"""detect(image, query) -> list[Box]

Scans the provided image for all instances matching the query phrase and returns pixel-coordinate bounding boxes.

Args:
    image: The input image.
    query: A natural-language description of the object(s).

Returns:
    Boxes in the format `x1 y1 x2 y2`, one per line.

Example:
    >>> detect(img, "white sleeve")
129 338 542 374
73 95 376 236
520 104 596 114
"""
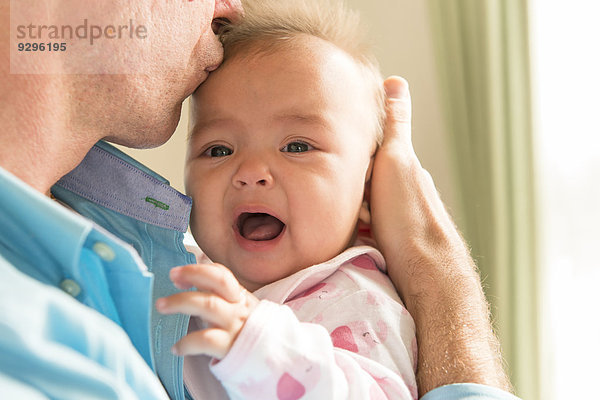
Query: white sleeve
209 294 417 400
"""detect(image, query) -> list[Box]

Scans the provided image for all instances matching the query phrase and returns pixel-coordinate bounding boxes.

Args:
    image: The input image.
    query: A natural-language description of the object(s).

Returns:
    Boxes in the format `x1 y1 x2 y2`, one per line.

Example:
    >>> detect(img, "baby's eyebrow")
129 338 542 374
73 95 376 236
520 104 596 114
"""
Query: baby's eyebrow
274 112 332 130
189 112 332 141
189 117 233 140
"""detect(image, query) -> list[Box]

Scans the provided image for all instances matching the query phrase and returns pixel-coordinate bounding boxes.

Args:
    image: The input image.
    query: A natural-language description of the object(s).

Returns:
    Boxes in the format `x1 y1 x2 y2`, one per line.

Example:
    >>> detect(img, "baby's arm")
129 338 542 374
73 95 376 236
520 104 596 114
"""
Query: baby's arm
155 263 259 360
214 298 415 399
158 263 416 399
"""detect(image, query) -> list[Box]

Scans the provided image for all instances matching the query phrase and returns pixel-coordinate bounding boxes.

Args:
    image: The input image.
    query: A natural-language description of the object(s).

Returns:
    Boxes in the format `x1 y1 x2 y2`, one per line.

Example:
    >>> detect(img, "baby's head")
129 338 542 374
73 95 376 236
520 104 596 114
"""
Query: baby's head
186 0 385 291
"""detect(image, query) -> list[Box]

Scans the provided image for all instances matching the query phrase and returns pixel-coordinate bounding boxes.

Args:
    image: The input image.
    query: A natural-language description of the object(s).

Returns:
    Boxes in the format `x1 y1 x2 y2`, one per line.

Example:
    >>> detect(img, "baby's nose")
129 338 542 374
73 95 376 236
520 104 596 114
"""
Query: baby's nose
232 159 274 189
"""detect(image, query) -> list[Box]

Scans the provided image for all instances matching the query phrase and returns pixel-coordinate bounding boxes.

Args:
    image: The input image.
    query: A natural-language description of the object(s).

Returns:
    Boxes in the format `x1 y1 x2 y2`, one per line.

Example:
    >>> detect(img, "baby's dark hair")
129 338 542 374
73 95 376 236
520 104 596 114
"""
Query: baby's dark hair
219 0 385 145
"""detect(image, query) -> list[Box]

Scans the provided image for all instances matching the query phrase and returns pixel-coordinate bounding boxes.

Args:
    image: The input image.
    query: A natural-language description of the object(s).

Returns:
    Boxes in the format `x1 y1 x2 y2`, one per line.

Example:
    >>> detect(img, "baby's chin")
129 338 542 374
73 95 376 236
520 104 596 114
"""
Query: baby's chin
226 257 307 292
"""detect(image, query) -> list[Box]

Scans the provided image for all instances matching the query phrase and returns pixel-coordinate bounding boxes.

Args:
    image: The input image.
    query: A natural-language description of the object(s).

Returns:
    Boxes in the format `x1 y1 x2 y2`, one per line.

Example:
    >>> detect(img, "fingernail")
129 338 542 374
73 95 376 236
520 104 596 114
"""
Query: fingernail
384 77 409 99
156 298 167 311
170 266 181 280
171 345 181 356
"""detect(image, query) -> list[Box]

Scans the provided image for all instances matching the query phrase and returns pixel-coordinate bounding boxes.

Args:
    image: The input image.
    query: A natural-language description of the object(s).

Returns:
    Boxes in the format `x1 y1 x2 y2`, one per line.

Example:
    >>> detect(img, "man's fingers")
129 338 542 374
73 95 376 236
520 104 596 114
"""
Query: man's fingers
156 291 234 328
170 263 241 303
172 328 232 359
382 76 413 150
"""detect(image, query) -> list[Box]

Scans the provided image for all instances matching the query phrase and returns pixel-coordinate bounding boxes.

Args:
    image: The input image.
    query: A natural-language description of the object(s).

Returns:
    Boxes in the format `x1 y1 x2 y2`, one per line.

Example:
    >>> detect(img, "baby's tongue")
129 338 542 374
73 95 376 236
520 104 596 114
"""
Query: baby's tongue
241 214 283 241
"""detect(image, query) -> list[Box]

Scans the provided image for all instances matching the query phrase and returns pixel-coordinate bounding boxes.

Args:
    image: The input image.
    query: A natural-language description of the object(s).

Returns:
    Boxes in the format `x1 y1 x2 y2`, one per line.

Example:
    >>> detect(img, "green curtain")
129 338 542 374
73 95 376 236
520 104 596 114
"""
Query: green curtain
427 1 539 399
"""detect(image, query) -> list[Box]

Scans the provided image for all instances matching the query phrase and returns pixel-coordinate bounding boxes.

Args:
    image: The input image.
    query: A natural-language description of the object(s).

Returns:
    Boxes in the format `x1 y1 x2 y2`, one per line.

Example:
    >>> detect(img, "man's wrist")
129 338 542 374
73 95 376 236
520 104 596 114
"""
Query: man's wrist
384 235 476 305
386 249 512 395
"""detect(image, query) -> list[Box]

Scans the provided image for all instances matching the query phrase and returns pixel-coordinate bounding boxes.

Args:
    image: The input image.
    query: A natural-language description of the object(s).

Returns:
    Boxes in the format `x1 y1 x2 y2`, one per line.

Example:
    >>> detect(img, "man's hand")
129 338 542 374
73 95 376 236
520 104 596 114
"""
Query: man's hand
156 263 259 360
370 77 467 300
369 76 512 395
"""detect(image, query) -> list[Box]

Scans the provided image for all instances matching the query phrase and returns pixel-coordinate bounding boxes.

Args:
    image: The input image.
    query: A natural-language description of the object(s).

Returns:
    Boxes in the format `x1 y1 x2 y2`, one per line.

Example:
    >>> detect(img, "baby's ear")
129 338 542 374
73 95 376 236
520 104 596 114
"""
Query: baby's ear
359 156 375 225
365 155 374 183
358 200 371 225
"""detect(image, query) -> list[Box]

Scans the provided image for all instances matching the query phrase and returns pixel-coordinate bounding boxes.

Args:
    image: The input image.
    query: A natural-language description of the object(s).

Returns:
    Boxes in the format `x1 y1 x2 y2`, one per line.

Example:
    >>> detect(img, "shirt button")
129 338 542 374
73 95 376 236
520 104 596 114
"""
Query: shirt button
92 242 116 262
60 279 81 297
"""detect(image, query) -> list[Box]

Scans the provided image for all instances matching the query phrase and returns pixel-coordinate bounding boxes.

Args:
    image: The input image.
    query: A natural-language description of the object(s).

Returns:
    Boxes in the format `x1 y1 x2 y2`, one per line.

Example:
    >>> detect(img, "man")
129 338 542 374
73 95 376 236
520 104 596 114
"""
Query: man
0 0 518 398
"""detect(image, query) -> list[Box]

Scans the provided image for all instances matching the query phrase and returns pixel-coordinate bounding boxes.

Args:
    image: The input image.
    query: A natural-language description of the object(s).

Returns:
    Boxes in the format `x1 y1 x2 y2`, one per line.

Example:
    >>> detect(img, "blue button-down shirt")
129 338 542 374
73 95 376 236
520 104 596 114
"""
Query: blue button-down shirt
0 141 194 399
0 141 521 400
0 163 167 398
51 141 196 400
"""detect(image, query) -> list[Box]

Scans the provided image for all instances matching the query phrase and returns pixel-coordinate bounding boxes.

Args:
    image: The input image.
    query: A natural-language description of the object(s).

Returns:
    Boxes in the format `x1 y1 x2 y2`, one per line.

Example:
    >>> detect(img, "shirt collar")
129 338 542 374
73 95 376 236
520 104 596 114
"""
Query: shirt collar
54 141 192 232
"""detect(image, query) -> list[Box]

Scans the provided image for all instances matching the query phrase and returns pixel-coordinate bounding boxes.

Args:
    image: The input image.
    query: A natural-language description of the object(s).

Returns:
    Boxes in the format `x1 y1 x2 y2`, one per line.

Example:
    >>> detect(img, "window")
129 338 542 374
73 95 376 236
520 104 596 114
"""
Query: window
530 1 600 398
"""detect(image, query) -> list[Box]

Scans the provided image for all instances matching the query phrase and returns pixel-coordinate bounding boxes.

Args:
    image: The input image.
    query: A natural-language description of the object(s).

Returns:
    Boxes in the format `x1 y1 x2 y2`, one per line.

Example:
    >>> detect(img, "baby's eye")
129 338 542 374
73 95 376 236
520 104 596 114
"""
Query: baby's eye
204 145 233 157
281 141 313 153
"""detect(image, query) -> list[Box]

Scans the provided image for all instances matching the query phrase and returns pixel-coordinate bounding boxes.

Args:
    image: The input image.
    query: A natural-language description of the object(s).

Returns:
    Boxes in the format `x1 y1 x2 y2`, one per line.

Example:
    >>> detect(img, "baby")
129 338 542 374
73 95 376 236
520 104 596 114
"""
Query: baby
157 0 417 398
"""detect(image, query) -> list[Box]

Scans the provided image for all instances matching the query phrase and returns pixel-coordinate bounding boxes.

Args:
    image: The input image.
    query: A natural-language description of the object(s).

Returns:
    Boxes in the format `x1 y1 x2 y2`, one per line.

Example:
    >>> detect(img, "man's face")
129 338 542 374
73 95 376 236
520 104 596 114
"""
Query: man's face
67 0 242 148
185 35 377 291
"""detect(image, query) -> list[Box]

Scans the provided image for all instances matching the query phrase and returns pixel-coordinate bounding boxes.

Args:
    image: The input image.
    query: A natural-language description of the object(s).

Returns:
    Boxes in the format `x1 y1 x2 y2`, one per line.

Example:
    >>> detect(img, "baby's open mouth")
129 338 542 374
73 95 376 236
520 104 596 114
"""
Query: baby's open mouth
237 212 285 241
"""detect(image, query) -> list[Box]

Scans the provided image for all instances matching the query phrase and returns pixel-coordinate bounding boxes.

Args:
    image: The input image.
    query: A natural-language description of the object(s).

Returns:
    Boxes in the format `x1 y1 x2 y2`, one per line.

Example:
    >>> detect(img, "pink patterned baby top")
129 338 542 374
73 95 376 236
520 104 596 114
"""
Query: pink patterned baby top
183 245 417 399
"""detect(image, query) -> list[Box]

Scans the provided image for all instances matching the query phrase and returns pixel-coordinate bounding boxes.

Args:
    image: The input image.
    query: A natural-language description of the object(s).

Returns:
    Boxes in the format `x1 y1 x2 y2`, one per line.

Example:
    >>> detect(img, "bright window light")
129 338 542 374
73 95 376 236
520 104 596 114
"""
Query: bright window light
529 1 600 399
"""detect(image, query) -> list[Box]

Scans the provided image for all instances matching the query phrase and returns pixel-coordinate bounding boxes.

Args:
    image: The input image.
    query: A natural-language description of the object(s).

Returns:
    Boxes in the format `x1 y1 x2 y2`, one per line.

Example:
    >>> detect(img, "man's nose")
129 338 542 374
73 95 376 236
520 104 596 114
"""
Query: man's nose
232 157 274 189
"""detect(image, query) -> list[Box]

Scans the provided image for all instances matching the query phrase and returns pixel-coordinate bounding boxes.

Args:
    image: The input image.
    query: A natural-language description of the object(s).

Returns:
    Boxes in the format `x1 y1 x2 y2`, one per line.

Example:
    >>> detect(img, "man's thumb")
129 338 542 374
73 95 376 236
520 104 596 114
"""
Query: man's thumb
382 76 412 147
384 75 410 100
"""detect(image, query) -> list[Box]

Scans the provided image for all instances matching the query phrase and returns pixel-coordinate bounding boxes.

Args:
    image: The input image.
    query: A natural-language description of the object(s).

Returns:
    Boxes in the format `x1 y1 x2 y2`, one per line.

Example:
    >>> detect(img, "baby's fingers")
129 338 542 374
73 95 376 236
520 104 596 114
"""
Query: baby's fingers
156 291 233 328
170 263 241 303
172 328 233 359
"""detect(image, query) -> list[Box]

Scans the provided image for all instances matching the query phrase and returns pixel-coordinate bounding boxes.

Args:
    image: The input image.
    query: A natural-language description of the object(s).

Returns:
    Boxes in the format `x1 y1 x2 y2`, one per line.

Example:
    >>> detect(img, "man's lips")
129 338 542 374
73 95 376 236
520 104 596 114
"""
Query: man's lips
205 63 220 72
188 70 212 97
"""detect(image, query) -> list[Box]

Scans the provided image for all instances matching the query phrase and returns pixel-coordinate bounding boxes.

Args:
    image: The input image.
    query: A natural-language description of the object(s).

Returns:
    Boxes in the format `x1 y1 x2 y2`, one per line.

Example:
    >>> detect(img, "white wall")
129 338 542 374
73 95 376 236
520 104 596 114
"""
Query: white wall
347 0 457 215
119 0 458 217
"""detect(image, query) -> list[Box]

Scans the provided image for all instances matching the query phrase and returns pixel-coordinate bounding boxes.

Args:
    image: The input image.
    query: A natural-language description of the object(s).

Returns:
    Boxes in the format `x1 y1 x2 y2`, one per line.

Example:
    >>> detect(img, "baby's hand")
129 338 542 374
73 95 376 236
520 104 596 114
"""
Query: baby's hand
156 263 259 359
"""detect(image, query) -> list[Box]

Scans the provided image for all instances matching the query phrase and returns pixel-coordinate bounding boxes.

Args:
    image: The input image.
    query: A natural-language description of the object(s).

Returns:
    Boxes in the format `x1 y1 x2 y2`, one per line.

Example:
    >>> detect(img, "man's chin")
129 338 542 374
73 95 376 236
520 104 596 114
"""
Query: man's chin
103 133 167 149
103 109 182 149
